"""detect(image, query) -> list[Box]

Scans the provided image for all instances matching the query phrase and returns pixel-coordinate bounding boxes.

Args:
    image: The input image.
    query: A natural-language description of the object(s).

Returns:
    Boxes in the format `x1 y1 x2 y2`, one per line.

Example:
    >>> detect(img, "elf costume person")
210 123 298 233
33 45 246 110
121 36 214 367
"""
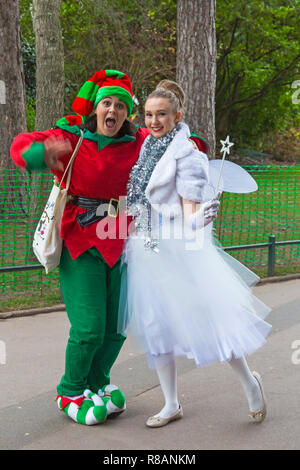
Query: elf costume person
10 69 210 426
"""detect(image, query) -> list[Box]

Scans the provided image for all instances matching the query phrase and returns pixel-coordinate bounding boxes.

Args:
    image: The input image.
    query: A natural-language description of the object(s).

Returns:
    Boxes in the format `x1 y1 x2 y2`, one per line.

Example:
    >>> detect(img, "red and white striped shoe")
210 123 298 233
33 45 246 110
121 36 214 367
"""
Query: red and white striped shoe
56 390 107 425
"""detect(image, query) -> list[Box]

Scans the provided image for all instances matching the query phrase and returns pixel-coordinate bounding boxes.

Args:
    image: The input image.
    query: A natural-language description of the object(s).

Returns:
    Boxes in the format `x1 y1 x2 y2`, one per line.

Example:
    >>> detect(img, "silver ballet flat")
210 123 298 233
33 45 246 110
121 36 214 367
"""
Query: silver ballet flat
146 405 183 428
249 371 267 423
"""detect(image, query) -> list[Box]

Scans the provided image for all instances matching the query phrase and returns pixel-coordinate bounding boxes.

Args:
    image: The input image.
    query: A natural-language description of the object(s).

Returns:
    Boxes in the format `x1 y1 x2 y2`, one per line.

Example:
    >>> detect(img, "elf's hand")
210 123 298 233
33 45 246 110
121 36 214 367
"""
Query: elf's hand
44 135 72 172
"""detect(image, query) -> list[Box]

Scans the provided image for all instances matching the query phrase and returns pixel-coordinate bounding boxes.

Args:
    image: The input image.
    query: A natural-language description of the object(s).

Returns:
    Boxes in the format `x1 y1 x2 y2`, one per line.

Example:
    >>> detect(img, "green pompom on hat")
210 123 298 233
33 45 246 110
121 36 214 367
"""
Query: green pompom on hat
72 69 134 117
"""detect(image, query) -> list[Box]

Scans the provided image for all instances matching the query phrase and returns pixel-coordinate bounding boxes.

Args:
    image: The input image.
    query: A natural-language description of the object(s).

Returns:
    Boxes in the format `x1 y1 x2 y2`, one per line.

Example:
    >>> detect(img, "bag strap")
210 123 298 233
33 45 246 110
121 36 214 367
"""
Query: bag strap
60 129 84 190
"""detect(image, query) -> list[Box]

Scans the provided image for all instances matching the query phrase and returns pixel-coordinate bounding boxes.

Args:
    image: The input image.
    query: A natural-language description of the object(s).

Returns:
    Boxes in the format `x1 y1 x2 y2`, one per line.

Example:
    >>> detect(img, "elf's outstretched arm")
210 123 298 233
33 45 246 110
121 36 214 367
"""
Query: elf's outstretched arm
10 127 74 174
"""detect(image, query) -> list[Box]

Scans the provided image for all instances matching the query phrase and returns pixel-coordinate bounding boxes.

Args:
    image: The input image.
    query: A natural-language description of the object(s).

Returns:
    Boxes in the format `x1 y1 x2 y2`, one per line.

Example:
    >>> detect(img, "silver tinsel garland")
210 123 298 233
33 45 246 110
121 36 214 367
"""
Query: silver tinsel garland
127 126 178 252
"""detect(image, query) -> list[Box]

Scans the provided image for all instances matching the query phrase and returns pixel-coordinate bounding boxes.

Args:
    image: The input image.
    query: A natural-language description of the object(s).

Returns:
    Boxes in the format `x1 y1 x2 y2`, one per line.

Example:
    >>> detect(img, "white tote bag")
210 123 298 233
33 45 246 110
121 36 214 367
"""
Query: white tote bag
32 130 83 274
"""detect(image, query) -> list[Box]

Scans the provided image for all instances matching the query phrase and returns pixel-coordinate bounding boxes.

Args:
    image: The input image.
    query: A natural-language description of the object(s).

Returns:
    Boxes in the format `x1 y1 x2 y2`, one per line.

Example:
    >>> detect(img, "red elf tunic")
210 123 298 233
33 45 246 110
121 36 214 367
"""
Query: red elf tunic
10 120 208 267
10 122 149 267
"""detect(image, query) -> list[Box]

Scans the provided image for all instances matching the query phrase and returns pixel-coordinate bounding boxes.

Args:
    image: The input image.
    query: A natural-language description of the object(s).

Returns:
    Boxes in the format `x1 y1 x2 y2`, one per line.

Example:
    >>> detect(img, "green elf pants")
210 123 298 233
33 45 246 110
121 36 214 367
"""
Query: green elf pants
57 246 126 396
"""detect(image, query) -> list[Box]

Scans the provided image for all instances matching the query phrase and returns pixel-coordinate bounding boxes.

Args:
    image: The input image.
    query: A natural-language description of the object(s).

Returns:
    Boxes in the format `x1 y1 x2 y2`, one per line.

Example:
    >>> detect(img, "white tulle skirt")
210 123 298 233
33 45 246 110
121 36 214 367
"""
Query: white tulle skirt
118 222 272 370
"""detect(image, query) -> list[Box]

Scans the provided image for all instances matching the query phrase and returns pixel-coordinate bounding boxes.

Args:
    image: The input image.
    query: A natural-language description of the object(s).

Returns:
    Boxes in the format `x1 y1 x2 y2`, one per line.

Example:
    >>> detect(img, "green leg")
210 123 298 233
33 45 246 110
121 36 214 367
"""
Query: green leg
87 253 126 393
57 247 109 396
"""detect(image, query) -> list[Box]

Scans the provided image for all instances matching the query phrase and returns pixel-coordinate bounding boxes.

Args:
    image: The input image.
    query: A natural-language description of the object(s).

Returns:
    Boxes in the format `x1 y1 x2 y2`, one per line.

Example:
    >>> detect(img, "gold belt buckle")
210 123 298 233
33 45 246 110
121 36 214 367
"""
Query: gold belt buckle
108 198 119 218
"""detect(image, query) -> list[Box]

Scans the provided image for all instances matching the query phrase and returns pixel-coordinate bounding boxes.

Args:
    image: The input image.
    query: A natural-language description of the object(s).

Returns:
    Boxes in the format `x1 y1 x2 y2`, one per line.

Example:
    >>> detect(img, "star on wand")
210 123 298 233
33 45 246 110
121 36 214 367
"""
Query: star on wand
214 135 234 197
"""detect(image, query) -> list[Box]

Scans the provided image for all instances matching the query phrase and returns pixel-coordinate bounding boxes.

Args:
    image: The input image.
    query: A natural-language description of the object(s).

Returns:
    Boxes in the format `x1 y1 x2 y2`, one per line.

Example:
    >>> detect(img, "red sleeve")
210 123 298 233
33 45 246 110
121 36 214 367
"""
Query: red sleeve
136 127 150 141
189 135 210 155
10 128 77 174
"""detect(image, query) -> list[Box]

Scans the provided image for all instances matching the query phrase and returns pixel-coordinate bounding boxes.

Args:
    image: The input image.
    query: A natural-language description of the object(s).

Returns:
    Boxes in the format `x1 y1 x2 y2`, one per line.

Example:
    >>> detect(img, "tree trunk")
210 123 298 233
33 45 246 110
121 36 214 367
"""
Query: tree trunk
29 0 65 227
0 0 28 223
0 0 27 168
32 0 64 131
176 0 216 158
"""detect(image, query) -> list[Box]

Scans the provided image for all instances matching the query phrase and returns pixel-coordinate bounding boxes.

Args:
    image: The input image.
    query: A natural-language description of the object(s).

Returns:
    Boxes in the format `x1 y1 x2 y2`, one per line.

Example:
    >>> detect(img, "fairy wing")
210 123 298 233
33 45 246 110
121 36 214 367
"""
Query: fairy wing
209 159 257 193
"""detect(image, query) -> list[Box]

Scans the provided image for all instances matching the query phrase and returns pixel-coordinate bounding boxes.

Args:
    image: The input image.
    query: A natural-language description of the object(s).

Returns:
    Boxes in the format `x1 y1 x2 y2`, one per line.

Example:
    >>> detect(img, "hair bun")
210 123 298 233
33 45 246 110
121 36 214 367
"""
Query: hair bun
156 80 185 109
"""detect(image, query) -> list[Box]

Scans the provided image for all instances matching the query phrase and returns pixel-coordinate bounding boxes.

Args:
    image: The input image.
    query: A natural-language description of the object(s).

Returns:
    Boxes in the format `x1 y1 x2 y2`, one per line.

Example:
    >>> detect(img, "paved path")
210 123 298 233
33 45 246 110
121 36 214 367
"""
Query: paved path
0 279 300 450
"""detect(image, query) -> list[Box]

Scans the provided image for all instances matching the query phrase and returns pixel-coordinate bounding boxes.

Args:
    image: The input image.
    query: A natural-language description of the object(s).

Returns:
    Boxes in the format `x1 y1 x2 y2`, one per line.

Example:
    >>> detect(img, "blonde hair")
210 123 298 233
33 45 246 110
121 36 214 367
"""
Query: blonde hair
146 79 185 114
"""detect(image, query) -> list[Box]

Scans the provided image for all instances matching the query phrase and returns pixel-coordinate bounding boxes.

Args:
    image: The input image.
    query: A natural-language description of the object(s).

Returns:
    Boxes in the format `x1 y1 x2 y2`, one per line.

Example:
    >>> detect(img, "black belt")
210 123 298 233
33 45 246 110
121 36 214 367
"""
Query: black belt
71 196 119 227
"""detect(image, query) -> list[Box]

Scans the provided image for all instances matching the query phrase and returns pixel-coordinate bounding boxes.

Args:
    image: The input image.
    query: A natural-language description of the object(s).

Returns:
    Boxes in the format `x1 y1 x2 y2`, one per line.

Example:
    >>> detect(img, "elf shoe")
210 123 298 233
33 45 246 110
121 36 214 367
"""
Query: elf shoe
98 384 126 418
56 389 107 425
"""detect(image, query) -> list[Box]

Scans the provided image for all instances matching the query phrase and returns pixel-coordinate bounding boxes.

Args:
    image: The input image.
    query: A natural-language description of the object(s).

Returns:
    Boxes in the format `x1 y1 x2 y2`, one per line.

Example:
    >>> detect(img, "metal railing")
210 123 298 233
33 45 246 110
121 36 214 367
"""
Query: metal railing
224 235 300 277
1 235 299 277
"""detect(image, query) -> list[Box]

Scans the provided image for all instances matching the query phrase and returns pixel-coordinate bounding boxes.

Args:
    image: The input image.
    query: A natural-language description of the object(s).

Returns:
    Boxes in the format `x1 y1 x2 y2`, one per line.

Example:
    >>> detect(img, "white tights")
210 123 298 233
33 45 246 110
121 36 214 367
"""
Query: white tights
153 353 179 418
153 353 263 417
229 356 263 412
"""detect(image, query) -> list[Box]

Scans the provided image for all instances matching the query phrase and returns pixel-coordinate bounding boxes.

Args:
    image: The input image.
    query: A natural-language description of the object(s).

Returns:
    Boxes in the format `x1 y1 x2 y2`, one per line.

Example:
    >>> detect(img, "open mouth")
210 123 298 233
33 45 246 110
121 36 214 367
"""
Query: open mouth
105 118 116 130
151 127 163 133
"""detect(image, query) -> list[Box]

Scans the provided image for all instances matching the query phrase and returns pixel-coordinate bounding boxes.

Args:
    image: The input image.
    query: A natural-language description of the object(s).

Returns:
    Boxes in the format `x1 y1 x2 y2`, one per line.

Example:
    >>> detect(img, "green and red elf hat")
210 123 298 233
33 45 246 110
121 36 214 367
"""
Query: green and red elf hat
72 69 134 117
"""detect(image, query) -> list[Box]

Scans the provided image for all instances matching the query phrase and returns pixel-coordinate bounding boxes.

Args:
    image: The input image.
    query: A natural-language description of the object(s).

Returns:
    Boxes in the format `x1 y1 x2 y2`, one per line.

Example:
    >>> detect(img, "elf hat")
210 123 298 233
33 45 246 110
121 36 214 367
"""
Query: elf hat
72 69 134 117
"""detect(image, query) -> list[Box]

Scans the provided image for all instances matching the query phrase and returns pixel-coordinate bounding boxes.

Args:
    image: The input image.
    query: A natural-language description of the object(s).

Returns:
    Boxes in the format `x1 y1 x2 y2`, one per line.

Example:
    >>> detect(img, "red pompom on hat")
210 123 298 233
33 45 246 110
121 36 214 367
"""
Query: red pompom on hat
72 69 134 117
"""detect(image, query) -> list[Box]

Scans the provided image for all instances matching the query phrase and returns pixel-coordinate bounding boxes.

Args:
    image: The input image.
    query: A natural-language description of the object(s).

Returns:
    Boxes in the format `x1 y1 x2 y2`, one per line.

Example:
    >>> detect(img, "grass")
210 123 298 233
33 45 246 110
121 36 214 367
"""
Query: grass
214 165 300 271
248 264 300 279
0 289 62 312
215 166 300 245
